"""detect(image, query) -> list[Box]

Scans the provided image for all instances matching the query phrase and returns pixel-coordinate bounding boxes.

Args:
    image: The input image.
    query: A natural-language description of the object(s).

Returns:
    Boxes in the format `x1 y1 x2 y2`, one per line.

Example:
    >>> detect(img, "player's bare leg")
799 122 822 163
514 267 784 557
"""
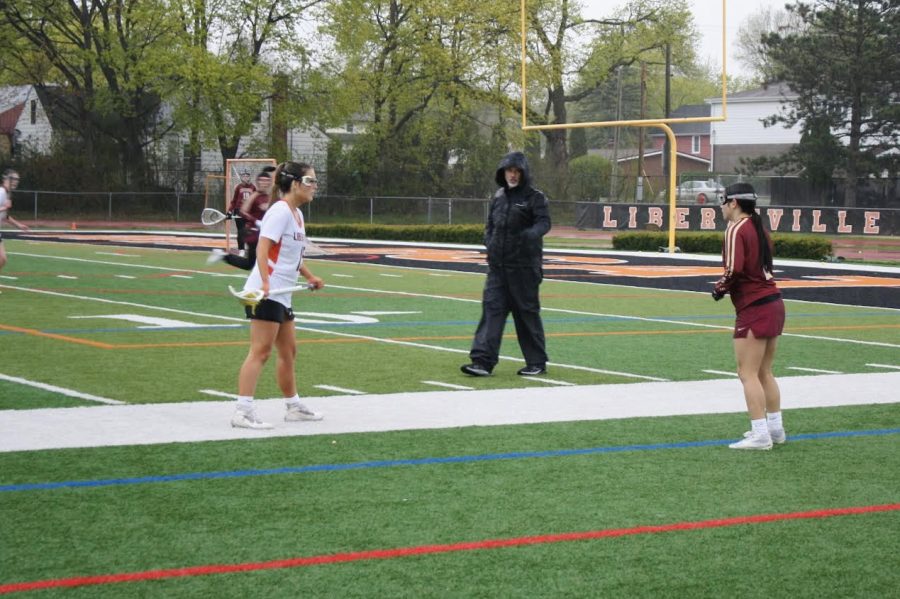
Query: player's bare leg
232 320 279 429
729 331 773 449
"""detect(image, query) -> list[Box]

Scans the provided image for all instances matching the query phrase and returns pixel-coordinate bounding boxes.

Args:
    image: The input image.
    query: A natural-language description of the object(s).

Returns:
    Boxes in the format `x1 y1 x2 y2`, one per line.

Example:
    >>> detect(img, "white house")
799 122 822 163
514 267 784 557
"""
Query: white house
707 82 803 173
0 85 55 156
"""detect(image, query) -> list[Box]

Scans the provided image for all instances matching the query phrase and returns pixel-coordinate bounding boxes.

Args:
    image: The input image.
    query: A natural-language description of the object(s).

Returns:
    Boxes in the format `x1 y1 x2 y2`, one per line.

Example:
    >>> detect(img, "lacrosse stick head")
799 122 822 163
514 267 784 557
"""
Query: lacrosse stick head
228 285 265 307
201 208 227 226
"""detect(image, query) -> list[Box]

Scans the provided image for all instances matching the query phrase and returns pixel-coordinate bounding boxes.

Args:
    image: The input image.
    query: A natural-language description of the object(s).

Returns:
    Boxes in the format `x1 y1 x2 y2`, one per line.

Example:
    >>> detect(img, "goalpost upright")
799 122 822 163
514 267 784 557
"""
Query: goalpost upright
518 0 730 252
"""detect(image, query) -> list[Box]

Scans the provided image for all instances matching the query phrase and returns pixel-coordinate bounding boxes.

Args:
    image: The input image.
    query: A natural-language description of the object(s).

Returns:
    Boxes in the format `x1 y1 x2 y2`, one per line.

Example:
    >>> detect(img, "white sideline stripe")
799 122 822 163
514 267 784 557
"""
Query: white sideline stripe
0 275 17 280
169 275 193 279
115 274 137 279
57 275 78 279
2 372 898 452
703 370 738 377
0 373 124 405
329 274 354 278
422 381 474 391
867 363 900 370
96 252 139 257
316 385 366 395
787 367 844 375
379 273 403 278
521 377 575 387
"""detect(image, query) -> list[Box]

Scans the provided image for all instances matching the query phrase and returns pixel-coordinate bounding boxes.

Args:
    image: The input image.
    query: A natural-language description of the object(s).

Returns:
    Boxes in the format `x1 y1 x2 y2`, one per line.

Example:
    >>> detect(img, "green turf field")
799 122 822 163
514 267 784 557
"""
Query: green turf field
0 239 898 596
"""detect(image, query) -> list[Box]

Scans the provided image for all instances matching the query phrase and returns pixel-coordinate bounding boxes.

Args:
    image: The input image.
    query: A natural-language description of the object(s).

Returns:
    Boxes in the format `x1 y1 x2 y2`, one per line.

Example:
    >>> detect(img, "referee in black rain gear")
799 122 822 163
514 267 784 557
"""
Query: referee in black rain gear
461 151 551 377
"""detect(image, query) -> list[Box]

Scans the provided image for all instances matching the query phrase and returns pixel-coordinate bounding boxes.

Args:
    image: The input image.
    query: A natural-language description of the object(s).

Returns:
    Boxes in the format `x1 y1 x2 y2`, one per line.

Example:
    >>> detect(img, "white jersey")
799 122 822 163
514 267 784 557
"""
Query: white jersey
0 187 9 226
243 200 307 308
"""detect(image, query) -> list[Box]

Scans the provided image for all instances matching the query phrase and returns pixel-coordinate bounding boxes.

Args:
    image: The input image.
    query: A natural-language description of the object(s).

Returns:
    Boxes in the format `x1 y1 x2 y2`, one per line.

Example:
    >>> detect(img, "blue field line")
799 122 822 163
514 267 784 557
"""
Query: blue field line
2 428 898 493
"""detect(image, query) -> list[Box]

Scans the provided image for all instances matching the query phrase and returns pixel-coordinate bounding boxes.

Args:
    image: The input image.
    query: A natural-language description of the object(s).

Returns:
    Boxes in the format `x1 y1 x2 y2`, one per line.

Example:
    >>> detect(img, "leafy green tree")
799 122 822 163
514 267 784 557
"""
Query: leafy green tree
168 0 325 172
761 0 900 205
521 0 695 197
319 0 519 196
567 153 611 201
1 0 181 187
734 5 804 84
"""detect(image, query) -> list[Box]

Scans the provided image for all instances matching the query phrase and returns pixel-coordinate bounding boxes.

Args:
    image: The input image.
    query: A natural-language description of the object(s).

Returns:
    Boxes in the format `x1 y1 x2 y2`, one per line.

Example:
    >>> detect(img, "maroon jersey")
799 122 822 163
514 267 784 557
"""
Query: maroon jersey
229 182 256 213
715 217 779 311
239 192 270 245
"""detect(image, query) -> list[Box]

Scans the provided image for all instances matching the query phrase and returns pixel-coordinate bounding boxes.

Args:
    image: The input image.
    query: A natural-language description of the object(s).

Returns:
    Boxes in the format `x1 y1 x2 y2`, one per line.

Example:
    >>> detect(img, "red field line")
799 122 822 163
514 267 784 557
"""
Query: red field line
1 503 897 595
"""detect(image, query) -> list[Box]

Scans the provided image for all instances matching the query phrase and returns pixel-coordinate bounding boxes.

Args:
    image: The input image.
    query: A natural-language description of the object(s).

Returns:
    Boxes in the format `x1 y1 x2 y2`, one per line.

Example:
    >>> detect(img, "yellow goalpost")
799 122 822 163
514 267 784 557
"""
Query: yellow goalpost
519 0 730 252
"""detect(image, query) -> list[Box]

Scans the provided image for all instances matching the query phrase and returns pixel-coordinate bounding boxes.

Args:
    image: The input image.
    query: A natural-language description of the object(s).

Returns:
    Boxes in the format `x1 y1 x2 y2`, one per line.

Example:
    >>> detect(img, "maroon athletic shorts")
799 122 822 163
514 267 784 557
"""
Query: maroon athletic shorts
734 295 784 339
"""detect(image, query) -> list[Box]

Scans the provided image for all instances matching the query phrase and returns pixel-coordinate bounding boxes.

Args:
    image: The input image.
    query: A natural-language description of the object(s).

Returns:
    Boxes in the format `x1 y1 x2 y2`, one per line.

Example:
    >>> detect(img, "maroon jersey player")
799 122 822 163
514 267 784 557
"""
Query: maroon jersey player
229 171 256 252
713 182 786 450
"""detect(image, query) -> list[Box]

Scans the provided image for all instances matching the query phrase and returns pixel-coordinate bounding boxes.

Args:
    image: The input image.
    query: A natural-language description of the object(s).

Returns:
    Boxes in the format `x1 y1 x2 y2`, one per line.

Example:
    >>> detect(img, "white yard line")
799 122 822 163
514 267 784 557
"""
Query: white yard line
702 369 738 377
199 389 239 399
422 381 474 391
867 363 900 370
0 373 124 405
787 366 844 374
315 385 366 395
521 377 576 386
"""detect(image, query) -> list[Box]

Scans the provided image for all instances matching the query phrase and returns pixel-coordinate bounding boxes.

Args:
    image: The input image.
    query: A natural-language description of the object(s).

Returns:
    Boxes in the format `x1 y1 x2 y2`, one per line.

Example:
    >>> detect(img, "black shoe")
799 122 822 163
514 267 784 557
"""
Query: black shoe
517 365 546 376
461 363 492 376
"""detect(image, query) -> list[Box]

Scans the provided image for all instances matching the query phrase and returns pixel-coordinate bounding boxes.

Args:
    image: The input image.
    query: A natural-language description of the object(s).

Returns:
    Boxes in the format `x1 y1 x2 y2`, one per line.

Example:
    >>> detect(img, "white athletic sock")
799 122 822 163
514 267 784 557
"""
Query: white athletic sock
236 396 254 412
285 394 301 408
767 411 783 431
751 418 769 437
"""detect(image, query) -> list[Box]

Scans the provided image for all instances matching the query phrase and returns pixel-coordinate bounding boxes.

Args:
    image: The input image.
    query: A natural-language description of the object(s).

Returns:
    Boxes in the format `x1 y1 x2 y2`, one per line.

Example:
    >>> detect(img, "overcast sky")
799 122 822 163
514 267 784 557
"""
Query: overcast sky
579 0 787 76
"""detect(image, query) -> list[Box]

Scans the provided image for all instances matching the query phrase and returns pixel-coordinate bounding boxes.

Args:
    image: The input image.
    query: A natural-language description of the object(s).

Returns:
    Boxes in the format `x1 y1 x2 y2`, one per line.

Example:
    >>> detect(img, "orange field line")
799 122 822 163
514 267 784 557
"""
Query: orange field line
3 323 897 351
0 324 115 349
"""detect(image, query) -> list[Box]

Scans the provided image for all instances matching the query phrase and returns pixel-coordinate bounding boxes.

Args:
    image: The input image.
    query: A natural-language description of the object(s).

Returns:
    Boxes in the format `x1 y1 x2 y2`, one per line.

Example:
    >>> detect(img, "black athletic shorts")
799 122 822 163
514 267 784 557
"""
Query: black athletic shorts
245 299 294 323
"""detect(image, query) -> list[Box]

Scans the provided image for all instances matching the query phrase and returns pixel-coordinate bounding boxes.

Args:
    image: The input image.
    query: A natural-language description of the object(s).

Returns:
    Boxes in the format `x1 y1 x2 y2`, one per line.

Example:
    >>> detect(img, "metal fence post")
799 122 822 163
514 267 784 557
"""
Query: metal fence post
33 191 38 220
108 192 113 221
448 198 452 225
175 192 181 222
369 197 374 224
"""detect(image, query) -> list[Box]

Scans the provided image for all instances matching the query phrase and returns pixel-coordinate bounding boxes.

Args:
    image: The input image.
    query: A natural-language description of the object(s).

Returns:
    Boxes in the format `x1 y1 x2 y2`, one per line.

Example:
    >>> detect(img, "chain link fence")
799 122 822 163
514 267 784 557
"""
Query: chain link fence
10 175 898 228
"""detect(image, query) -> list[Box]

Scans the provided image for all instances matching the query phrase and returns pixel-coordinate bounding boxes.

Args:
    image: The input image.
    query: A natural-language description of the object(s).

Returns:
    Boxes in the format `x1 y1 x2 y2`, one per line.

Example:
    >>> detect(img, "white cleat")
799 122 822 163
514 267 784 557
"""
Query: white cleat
285 404 324 422
729 432 773 450
206 248 227 265
231 410 273 430
744 428 786 445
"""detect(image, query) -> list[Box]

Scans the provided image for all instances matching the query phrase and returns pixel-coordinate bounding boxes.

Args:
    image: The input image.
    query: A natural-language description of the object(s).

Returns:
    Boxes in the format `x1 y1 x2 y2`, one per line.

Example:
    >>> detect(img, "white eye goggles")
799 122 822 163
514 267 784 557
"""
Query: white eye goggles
721 193 757 204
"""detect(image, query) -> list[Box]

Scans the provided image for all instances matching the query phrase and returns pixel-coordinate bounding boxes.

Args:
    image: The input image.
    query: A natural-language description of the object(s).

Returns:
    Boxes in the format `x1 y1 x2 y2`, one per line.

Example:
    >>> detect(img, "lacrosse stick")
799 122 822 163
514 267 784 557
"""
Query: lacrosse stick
200 207 233 226
228 282 316 307
303 238 331 256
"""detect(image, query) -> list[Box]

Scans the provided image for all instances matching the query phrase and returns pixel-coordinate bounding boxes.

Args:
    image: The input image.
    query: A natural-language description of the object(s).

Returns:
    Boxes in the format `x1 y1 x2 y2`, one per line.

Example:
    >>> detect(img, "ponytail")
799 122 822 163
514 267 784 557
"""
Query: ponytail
270 163 286 201
749 210 774 274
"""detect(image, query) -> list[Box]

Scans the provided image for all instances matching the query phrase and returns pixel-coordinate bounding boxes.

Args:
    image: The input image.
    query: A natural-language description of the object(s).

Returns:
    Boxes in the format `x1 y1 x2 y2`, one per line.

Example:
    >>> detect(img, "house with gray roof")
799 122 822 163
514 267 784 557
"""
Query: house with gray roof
707 82 802 173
